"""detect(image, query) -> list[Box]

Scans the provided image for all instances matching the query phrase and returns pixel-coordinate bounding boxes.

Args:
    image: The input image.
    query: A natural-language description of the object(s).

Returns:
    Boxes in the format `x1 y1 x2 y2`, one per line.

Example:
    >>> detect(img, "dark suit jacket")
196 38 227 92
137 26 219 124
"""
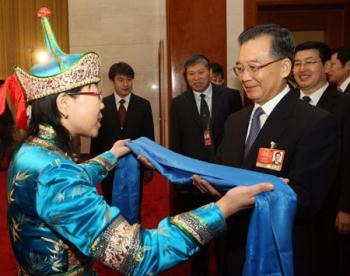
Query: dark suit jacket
171 85 242 162
297 85 350 214
91 93 154 156
217 90 338 275
90 92 154 204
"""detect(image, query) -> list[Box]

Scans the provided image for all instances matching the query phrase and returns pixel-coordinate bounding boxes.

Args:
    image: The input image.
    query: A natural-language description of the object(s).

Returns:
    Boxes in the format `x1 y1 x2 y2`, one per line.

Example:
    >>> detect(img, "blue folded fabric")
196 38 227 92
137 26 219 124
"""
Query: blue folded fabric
112 137 297 276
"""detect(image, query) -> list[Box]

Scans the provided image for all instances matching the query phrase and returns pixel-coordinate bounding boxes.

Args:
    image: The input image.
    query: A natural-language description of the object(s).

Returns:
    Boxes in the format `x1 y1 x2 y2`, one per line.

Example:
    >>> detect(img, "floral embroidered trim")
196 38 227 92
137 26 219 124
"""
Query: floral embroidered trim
87 155 117 171
27 137 72 160
37 124 56 140
170 211 216 246
91 216 141 274
15 52 101 101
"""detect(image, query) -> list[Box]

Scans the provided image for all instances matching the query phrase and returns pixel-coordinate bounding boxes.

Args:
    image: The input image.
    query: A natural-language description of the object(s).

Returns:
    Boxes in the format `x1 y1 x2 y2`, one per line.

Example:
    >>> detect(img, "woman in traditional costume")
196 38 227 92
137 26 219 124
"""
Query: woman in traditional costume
6 8 273 275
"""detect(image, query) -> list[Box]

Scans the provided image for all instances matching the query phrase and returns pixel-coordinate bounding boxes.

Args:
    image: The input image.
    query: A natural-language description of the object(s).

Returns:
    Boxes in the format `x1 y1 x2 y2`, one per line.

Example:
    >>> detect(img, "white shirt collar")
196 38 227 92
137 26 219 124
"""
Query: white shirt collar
253 85 290 116
339 76 350 92
299 82 329 106
193 83 213 99
114 92 131 105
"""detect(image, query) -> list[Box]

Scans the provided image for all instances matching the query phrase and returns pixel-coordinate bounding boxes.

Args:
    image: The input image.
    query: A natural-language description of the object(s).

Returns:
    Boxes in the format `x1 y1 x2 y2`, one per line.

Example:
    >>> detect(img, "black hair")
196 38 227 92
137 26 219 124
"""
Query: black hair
9 85 84 160
238 24 295 61
108 62 135 80
294 41 331 64
209 62 224 78
331 47 350 66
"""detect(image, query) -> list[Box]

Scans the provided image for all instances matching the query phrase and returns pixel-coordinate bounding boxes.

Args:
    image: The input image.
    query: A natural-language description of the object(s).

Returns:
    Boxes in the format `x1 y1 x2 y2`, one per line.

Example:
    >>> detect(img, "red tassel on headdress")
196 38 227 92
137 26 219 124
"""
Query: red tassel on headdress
0 74 28 130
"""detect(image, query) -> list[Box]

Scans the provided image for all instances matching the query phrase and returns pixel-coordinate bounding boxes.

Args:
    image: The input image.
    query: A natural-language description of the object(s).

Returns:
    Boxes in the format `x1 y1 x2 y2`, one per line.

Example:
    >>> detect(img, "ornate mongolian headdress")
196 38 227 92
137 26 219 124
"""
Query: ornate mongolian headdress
14 7 101 102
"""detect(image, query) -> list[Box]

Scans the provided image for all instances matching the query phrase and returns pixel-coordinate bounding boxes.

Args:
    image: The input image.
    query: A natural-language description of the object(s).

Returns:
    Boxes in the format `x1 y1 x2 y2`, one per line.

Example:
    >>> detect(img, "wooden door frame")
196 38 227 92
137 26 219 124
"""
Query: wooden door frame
244 0 350 47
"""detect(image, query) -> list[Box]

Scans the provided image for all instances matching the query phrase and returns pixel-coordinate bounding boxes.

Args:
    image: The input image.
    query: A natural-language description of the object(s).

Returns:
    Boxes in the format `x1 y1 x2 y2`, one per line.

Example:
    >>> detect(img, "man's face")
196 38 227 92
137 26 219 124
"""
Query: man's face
275 152 281 162
210 70 225 86
293 49 328 94
186 62 211 92
328 53 349 85
112 74 133 97
236 35 290 105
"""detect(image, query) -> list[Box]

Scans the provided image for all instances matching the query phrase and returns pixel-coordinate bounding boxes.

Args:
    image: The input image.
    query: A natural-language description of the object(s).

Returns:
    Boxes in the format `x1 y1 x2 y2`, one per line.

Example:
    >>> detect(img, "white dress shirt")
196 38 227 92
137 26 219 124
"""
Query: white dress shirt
245 85 290 142
299 82 329 106
193 84 213 115
339 76 350 93
114 92 131 111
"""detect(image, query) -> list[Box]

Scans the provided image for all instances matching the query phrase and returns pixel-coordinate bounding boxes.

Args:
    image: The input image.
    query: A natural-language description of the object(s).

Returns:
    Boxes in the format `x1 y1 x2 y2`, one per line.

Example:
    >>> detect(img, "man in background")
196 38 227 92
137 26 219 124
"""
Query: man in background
209 62 225 86
91 62 154 204
328 47 350 94
293 41 350 275
171 54 242 275
195 25 338 275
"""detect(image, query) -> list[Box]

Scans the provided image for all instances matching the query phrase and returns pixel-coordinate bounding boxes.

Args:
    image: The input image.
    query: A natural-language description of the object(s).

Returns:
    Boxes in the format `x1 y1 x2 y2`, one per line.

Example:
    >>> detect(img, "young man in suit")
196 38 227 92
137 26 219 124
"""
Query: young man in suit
328 47 350 94
293 41 350 276
90 62 154 204
171 54 242 275
194 25 338 276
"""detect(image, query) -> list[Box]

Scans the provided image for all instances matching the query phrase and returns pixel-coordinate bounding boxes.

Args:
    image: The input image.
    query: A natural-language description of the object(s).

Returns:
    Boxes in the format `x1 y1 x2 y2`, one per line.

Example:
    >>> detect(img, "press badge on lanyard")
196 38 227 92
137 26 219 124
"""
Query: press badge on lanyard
203 129 212 146
256 141 285 171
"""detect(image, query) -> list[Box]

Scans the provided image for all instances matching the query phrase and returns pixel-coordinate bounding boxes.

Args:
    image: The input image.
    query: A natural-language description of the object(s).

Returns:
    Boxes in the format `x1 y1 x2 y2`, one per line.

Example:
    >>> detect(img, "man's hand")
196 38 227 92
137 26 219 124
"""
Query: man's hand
216 183 274 219
192 175 222 197
336 211 350 234
137 155 155 170
109 139 131 158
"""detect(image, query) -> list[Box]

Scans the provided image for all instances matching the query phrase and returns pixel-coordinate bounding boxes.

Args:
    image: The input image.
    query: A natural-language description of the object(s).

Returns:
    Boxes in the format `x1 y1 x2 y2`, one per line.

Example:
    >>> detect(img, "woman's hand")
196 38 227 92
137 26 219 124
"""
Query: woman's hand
215 183 274 219
109 139 131 158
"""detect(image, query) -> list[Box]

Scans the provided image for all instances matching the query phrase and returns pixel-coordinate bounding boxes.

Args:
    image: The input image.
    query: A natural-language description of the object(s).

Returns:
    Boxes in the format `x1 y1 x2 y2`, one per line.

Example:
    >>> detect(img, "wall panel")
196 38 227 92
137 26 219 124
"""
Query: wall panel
0 0 68 79
166 0 227 98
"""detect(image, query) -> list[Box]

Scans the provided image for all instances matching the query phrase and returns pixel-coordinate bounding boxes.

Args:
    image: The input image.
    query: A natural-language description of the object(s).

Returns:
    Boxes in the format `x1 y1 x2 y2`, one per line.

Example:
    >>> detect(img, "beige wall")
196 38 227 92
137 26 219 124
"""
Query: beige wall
68 0 243 153
227 0 244 95
68 0 166 153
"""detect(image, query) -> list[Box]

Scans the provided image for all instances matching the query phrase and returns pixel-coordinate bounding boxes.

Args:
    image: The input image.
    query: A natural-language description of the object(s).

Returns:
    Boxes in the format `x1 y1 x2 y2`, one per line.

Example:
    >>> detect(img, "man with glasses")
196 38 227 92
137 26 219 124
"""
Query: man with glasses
194 24 337 275
171 54 242 276
91 62 154 204
328 47 350 94
294 41 350 276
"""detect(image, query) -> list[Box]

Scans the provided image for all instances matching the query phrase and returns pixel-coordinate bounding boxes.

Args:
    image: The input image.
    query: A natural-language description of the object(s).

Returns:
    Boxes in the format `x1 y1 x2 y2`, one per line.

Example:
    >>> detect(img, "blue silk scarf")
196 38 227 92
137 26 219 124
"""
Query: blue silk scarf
112 137 297 276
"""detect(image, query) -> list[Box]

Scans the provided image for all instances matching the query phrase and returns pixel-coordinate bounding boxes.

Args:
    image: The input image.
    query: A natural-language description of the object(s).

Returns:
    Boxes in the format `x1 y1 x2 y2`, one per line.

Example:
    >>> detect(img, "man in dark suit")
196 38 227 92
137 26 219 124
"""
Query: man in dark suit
90 62 154 204
194 25 338 276
171 54 242 275
329 47 350 94
293 41 350 276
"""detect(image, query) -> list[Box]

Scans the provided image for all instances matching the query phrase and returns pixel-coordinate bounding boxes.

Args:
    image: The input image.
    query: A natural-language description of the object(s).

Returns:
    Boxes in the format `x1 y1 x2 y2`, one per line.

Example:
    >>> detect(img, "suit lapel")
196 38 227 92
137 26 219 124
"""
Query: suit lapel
242 91 297 169
185 91 203 129
317 85 336 110
125 93 135 127
105 95 121 129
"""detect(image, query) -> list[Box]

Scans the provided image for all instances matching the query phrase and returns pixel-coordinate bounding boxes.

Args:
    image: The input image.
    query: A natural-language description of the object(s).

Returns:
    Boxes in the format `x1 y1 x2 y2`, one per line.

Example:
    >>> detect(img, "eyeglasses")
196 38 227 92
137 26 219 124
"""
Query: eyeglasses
232 57 285 77
293 59 321 69
67 91 103 100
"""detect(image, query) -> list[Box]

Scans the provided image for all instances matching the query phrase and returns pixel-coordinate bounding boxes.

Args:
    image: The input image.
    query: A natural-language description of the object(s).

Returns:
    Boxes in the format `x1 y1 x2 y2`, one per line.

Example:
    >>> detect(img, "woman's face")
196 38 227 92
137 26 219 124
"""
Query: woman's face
62 84 104 138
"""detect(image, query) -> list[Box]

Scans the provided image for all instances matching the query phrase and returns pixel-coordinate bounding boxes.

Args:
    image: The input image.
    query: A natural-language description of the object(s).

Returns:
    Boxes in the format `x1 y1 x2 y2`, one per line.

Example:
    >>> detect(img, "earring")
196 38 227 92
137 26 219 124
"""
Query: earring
60 112 69 119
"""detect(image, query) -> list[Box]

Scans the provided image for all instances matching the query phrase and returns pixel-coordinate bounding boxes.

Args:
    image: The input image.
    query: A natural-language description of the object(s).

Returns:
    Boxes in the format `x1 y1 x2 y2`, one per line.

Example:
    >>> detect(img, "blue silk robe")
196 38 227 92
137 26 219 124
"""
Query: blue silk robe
7 124 226 275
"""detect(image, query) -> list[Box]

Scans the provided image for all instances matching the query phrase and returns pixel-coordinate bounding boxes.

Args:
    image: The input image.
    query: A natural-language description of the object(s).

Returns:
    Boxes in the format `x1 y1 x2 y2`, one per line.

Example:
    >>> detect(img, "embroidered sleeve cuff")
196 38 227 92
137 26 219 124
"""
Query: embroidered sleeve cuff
91 215 141 274
87 151 118 172
170 203 226 246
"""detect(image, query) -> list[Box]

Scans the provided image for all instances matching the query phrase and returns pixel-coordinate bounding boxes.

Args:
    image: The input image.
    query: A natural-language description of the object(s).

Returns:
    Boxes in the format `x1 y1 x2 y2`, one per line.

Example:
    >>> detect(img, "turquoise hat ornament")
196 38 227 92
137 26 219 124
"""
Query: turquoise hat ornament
14 7 101 102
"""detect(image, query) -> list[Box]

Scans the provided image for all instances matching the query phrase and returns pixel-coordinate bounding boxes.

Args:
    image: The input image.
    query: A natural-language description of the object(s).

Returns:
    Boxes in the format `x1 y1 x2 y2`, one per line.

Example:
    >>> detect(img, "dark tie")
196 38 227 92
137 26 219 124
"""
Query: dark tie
200 94 210 129
302 96 311 104
119 99 126 129
244 107 264 157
